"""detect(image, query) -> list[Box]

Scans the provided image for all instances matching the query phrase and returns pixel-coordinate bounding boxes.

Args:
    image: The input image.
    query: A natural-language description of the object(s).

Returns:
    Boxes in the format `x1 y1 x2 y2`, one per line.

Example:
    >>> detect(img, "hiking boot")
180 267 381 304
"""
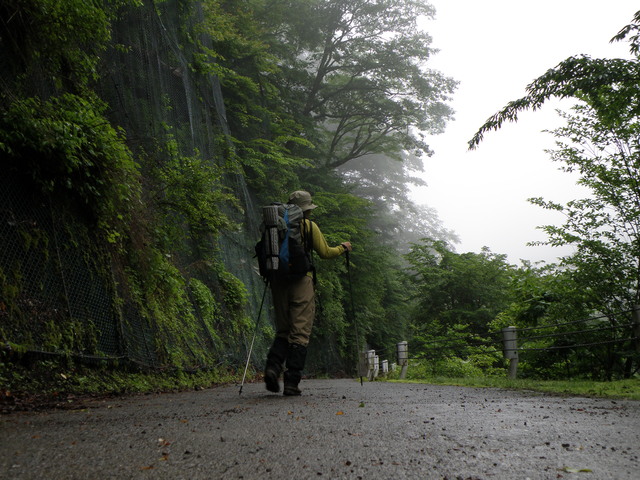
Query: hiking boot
264 337 288 393
283 384 302 396
264 366 280 393
283 342 307 396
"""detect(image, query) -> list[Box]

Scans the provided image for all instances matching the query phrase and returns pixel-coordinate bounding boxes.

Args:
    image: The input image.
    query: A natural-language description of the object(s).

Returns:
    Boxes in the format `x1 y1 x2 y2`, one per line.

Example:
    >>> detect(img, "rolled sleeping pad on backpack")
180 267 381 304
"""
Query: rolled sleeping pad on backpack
263 205 280 271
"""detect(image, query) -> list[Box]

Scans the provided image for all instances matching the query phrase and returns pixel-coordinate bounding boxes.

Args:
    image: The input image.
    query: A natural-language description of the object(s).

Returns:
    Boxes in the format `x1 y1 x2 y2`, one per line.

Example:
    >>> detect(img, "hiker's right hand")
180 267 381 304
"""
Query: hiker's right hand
341 242 352 252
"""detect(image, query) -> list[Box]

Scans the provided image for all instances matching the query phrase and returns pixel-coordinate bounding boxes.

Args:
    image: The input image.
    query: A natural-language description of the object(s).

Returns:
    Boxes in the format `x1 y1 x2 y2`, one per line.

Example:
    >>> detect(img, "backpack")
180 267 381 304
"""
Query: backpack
255 202 314 282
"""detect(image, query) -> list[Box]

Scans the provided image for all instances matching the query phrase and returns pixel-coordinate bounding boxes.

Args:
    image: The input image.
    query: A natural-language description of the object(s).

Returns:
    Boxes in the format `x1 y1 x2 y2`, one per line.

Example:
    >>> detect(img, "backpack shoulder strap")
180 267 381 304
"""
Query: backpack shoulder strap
302 218 316 284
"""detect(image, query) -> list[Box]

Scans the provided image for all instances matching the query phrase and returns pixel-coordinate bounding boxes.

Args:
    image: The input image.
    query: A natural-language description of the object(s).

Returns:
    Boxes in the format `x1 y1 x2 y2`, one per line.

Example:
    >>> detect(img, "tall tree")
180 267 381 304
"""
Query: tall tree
340 153 457 253
468 11 640 378
405 239 513 340
529 104 640 312
257 0 457 171
468 10 640 314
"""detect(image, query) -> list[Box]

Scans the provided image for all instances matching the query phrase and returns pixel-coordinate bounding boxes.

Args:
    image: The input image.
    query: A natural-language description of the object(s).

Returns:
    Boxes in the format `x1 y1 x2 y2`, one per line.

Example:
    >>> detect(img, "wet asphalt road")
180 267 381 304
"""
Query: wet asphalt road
1 379 639 479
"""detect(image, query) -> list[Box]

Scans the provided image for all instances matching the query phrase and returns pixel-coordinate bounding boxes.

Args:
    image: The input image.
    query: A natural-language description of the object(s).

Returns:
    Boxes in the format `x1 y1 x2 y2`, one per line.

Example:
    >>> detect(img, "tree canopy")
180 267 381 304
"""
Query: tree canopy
255 0 457 172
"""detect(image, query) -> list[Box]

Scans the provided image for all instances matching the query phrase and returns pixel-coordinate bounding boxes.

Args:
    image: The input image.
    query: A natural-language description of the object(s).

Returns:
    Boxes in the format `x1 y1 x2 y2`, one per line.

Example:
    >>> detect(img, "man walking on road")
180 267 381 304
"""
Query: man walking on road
264 190 352 396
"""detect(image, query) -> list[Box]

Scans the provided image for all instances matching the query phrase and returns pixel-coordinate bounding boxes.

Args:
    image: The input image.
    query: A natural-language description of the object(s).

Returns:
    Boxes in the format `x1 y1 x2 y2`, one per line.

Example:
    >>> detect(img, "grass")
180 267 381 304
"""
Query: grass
2 356 639 411
388 376 640 401
0 358 244 411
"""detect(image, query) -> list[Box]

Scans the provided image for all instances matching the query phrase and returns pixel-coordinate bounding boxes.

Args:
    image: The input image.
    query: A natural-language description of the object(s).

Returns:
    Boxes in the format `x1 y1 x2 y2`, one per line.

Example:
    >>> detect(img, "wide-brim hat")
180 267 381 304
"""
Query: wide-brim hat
288 190 317 212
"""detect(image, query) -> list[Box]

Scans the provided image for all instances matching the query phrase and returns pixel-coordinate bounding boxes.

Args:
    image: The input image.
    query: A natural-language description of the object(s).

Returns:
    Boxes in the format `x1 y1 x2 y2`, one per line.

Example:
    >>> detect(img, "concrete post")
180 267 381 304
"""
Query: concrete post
397 341 408 379
381 359 389 376
502 326 518 379
373 355 379 379
366 350 376 381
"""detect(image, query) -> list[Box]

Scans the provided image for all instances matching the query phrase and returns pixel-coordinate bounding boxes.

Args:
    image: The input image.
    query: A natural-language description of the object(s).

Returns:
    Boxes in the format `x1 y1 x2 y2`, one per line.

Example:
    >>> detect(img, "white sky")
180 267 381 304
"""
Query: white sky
413 0 636 264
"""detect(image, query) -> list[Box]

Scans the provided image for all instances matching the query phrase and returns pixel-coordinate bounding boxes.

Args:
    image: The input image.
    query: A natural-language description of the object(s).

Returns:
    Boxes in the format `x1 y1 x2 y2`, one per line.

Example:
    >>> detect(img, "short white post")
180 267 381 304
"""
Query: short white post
373 355 380 379
397 341 408 379
502 326 518 379
381 359 389 375
366 350 376 381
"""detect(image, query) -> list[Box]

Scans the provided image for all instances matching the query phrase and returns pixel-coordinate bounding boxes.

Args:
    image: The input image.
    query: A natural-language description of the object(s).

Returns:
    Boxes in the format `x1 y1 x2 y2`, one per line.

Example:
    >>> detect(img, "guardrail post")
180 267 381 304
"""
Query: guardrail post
397 341 408 379
381 359 389 376
502 326 518 379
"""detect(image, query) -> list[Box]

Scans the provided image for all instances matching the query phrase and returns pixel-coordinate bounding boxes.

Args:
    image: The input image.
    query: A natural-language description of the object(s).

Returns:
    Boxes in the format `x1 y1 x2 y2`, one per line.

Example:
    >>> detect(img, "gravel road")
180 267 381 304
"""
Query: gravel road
1 379 638 479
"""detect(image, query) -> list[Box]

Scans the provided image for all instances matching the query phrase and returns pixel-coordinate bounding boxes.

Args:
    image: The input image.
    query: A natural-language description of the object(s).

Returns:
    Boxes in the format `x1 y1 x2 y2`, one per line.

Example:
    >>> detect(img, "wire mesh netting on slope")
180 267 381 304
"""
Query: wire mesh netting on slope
0 1 272 372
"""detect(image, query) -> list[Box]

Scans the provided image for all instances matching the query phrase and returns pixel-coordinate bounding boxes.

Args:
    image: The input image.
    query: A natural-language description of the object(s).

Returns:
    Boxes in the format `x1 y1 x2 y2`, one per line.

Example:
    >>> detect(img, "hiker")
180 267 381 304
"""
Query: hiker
264 190 352 396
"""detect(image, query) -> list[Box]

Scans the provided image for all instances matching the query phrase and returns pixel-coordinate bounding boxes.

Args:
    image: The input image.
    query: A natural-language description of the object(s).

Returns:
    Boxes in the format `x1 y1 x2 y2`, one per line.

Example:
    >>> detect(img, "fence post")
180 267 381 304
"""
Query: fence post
381 359 389 376
397 341 408 379
502 326 518 379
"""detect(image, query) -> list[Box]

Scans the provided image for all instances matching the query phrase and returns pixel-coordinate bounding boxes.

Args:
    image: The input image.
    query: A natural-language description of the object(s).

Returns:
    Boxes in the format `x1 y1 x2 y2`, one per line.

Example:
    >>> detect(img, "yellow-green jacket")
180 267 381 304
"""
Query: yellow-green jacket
302 219 347 260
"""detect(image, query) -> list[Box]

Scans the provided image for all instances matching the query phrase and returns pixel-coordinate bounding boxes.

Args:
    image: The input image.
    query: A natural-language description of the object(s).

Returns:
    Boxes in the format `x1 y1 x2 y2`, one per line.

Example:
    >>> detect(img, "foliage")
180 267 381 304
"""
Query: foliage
0 0 455 386
466 10 640 380
0 0 257 379
254 0 456 171
196 0 311 197
468 55 640 149
405 240 514 338
0 355 240 411
146 131 236 255
0 0 143 95
530 103 640 312
612 9 640 55
1 0 105 92
0 94 139 238
389 376 640 401
404 356 502 379
339 153 459 253
119 228 253 369
492 262 596 330
400 240 514 376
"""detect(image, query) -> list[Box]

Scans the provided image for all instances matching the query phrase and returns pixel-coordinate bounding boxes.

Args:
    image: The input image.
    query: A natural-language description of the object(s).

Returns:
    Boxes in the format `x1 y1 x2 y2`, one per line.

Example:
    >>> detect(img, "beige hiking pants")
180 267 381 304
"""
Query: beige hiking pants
270 275 315 346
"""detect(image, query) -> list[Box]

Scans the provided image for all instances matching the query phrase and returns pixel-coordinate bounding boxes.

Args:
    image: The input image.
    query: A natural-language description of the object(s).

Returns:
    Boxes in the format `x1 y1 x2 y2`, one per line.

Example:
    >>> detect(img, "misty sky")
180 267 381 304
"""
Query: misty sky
412 1 636 264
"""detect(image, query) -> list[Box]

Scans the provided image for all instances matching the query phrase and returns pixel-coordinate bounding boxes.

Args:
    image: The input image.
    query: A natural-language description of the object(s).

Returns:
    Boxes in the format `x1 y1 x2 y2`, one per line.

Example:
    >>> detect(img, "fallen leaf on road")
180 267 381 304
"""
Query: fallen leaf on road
336 411 344 415
561 467 592 473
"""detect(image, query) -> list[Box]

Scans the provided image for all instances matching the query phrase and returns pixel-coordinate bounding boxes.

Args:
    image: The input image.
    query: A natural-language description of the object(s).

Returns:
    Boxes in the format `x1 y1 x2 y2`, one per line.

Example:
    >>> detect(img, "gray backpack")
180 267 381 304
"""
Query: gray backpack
255 203 313 281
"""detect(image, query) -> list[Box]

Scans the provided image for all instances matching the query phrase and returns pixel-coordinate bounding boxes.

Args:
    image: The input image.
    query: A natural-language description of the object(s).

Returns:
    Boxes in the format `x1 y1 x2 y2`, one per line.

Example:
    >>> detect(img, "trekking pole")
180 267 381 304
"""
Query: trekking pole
239 280 269 395
345 250 363 386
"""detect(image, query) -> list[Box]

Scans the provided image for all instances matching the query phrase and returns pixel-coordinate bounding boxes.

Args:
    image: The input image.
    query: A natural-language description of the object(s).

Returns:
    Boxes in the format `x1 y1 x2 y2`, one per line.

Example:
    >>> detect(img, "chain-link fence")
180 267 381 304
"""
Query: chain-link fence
0 178 123 360
1 1 272 371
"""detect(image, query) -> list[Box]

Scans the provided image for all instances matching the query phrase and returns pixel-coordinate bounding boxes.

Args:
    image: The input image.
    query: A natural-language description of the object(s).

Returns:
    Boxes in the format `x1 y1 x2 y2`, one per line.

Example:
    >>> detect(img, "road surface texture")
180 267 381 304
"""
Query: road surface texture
1 379 639 479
